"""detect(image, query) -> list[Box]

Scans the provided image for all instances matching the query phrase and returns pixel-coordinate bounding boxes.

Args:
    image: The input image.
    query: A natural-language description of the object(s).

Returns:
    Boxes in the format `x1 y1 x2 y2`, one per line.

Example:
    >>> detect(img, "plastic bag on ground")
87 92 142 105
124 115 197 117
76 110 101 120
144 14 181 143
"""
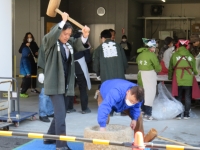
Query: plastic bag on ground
152 83 184 120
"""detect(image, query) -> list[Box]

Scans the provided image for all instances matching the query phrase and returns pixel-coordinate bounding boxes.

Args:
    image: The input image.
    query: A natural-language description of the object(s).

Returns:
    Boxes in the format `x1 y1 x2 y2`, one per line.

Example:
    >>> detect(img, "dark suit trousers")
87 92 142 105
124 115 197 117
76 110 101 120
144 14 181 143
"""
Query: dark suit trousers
65 74 89 111
48 94 67 148
76 74 88 111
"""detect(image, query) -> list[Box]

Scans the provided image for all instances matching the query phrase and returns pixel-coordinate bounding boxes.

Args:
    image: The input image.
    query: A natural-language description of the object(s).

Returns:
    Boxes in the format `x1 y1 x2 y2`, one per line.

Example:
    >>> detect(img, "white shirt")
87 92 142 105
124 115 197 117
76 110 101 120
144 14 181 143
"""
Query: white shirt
163 46 175 69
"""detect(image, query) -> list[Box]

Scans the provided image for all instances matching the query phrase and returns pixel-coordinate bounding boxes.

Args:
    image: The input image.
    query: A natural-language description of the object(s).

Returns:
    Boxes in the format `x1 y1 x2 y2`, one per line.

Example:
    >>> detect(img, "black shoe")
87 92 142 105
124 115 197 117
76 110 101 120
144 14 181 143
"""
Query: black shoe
43 139 56 144
175 114 181 120
31 89 40 93
47 114 54 117
183 114 190 120
82 108 91 114
67 108 76 113
56 146 72 150
39 116 50 122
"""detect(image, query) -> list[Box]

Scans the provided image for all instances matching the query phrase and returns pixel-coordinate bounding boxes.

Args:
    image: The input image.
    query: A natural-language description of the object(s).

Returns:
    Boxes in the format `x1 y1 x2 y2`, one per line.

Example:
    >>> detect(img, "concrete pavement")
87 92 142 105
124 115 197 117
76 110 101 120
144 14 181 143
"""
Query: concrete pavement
6 83 200 147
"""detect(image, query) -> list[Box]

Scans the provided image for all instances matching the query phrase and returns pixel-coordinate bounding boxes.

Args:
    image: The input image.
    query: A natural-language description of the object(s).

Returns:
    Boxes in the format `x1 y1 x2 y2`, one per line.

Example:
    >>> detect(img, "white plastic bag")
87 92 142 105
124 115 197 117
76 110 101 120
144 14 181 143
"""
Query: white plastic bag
152 83 184 120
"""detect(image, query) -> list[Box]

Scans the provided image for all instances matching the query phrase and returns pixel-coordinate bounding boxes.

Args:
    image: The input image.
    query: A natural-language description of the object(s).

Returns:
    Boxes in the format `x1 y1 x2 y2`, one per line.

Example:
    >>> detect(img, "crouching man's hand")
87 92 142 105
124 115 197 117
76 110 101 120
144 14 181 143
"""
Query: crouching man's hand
130 120 137 130
100 127 106 131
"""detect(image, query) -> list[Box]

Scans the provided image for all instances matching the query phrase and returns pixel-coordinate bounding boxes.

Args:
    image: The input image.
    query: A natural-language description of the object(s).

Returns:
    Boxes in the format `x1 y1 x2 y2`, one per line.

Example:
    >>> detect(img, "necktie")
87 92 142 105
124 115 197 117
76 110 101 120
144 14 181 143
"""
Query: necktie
63 44 69 59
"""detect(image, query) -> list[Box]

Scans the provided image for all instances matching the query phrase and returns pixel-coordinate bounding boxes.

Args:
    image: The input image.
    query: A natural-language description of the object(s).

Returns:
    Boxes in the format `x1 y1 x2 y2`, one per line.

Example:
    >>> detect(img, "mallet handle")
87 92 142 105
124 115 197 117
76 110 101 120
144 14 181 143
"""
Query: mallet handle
157 136 192 147
55 8 84 29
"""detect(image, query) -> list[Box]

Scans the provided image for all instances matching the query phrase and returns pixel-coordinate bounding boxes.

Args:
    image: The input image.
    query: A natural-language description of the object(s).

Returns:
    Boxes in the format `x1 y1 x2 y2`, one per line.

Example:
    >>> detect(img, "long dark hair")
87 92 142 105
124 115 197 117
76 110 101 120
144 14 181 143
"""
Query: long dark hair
23 32 35 43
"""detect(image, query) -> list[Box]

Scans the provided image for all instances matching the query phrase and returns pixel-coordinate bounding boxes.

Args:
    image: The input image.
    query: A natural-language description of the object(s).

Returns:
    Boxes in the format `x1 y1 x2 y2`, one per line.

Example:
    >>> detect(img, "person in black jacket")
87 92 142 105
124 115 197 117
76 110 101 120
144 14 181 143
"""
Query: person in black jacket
19 32 39 93
120 35 132 61
66 31 92 114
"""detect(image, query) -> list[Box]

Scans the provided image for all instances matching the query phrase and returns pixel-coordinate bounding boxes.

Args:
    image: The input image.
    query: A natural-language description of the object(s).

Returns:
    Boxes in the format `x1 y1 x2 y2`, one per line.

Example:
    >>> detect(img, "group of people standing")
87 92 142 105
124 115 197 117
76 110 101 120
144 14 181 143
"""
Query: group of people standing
19 12 145 149
18 10 200 149
137 34 200 121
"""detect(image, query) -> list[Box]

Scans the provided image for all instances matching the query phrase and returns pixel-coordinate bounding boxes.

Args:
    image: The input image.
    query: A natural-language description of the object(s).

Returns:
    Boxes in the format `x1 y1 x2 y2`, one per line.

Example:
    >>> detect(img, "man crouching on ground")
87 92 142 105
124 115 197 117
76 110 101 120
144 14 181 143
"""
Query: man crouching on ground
97 79 144 135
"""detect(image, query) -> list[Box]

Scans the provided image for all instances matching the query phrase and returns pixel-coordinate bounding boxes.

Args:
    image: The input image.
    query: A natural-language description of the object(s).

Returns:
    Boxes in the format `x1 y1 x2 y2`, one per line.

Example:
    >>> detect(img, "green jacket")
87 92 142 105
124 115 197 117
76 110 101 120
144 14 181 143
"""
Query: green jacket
42 23 87 96
168 46 197 86
136 48 161 87
93 39 128 83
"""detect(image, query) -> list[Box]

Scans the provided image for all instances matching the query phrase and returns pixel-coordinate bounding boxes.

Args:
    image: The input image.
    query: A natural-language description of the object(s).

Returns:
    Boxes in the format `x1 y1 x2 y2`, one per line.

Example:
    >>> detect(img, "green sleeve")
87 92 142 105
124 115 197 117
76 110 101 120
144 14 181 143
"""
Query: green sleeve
37 67 44 74
42 23 62 51
151 53 161 72
168 55 174 80
37 45 45 69
192 56 198 75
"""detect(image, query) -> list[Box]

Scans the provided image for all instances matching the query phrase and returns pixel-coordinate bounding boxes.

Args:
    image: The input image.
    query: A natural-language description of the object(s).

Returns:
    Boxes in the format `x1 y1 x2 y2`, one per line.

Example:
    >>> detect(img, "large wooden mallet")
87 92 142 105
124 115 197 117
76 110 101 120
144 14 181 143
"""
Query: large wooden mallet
46 0 84 29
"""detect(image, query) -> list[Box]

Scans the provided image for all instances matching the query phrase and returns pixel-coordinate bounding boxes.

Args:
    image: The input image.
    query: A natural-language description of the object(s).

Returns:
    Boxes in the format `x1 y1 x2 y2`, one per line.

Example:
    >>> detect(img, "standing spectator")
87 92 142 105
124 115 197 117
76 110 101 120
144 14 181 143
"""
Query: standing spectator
19 32 39 93
168 40 199 119
120 35 132 61
189 35 200 106
93 29 128 117
158 37 173 62
66 31 92 114
42 12 90 150
37 45 54 122
20 47 31 98
136 38 161 121
93 29 128 83
189 35 200 57
109 29 116 41
158 37 174 75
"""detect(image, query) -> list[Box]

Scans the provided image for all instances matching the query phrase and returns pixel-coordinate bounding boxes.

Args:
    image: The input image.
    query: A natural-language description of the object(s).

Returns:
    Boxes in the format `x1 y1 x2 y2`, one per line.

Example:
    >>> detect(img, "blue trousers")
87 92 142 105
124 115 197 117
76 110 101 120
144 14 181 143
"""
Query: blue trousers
39 88 54 117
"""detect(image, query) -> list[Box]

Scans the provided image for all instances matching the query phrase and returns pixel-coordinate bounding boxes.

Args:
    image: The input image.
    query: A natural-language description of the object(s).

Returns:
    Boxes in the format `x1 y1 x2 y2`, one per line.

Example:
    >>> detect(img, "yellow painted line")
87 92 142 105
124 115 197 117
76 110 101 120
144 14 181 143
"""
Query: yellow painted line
0 131 12 136
60 136 76 142
93 139 109 145
28 133 44 139
17 75 37 78
166 145 184 150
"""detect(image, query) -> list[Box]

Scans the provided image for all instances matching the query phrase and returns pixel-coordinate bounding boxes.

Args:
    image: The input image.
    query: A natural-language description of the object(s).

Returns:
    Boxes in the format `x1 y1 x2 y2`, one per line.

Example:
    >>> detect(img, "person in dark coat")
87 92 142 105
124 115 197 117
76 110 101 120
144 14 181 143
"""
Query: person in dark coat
41 12 90 150
19 32 39 93
120 35 132 61
189 34 200 57
93 29 128 117
19 47 31 98
93 29 128 83
66 31 92 114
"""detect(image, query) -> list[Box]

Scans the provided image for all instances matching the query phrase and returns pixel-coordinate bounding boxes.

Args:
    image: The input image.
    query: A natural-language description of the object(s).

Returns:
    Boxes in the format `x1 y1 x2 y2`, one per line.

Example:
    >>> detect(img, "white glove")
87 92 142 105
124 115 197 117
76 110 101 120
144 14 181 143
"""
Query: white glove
97 76 101 81
38 73 44 83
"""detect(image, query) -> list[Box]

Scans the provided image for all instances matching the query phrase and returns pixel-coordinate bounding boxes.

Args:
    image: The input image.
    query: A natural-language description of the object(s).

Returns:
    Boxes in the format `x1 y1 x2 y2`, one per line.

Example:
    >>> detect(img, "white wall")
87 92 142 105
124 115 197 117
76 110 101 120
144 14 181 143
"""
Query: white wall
143 3 200 39
14 0 41 75
0 0 12 90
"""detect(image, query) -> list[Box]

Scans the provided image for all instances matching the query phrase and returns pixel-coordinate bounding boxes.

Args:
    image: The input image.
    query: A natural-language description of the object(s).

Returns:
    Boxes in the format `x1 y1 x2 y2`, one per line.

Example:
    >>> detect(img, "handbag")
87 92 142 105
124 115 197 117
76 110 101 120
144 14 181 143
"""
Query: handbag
28 47 38 63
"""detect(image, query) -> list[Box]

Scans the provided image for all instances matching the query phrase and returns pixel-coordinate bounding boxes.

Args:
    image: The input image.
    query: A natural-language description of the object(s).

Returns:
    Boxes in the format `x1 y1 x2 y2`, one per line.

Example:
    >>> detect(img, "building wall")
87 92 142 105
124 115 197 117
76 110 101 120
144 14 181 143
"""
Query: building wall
14 0 144 75
128 0 143 59
0 0 12 90
67 0 128 43
143 3 200 39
